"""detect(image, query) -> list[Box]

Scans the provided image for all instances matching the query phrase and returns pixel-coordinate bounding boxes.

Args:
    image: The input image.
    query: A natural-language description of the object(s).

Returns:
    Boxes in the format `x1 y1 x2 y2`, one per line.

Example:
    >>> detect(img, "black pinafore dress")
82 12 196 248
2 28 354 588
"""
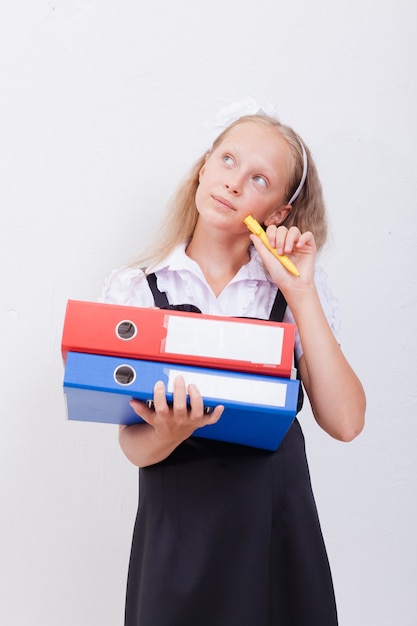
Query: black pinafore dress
124 275 338 626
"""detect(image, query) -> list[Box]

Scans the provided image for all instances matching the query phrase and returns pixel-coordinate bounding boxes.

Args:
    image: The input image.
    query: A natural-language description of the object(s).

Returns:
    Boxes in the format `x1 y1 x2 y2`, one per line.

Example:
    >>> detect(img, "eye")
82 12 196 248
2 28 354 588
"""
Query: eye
222 154 235 166
253 174 268 188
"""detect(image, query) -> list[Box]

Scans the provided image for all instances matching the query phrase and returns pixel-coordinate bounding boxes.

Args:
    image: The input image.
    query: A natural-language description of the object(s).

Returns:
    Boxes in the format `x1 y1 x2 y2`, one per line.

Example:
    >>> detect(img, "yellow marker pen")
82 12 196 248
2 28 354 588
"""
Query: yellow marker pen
244 215 300 277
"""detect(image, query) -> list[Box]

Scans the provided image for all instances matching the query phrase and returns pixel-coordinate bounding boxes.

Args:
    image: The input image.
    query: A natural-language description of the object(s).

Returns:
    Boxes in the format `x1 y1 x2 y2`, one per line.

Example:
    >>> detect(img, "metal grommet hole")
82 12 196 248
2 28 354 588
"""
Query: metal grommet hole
115 320 137 341
114 365 136 386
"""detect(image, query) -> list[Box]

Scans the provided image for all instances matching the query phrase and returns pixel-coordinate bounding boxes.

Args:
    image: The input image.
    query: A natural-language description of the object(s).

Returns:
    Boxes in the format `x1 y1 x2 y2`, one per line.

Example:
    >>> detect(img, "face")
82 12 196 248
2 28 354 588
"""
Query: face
195 121 292 234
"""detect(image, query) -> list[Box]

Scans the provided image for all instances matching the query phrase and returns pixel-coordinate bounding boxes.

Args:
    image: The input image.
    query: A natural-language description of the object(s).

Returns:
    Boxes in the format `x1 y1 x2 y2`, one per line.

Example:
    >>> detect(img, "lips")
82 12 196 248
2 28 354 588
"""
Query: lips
212 195 236 211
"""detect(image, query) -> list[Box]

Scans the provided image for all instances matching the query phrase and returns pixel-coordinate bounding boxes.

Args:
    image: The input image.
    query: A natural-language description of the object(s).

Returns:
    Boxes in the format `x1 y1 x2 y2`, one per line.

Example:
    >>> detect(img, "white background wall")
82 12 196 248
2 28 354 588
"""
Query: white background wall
1 1 416 624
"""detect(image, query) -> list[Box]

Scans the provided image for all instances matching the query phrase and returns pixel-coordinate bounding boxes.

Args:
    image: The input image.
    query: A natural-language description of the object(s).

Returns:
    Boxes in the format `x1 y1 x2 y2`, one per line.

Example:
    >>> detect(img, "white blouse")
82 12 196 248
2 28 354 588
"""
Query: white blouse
100 243 340 361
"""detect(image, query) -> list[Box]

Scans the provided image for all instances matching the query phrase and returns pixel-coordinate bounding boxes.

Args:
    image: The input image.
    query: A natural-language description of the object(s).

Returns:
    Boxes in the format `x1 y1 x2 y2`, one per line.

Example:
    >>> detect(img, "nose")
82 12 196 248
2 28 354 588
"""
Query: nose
224 177 241 195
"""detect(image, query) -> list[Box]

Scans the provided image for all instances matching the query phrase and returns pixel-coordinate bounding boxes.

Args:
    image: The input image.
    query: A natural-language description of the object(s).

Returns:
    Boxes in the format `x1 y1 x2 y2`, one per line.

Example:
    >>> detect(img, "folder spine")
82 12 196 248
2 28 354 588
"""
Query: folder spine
63 352 299 450
62 300 296 378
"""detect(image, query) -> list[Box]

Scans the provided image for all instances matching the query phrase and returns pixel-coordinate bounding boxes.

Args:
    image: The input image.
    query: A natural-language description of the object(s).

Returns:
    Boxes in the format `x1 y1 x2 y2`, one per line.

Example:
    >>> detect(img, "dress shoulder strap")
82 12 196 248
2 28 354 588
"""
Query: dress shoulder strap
145 272 202 313
268 289 287 323
146 272 287 321
145 272 171 308
269 289 303 412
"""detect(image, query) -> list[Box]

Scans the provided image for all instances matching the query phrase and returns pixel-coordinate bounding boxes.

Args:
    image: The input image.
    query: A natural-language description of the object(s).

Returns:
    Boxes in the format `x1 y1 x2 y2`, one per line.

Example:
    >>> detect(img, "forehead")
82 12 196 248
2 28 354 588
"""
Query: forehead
217 121 291 165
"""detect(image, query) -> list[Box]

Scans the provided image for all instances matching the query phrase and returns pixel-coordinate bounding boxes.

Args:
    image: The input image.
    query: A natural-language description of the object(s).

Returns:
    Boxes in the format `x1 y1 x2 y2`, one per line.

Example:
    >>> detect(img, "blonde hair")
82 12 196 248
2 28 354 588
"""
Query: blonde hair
135 114 328 270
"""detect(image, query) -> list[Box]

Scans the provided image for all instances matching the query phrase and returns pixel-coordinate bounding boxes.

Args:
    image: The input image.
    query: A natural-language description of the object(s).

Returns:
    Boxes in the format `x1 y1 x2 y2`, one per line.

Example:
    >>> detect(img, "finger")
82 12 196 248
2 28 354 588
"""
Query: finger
187 383 205 416
283 226 303 253
250 234 286 279
266 226 289 254
265 224 279 249
172 375 188 414
204 405 225 425
129 399 156 425
272 225 301 254
295 230 315 250
152 380 170 415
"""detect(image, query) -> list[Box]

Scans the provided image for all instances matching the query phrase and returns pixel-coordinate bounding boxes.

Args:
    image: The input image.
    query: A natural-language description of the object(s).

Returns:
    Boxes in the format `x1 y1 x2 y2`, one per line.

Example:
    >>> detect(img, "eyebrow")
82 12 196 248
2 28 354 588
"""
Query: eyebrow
220 142 274 170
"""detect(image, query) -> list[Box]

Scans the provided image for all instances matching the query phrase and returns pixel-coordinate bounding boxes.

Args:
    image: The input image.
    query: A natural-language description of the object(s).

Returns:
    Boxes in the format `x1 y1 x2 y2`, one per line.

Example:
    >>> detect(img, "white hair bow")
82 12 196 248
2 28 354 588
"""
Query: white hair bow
211 97 279 137
207 97 307 205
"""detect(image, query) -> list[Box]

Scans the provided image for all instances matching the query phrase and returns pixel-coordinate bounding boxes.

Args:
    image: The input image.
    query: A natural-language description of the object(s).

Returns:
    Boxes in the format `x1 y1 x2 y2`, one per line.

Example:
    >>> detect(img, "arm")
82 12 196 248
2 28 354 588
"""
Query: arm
119 376 224 467
292 287 365 441
100 267 224 466
251 227 366 442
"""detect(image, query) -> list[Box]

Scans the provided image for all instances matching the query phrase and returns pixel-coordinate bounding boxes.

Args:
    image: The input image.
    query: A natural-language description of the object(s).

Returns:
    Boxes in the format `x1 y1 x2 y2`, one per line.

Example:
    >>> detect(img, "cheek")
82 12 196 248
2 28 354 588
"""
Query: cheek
194 179 206 211
247 191 273 211
251 198 280 223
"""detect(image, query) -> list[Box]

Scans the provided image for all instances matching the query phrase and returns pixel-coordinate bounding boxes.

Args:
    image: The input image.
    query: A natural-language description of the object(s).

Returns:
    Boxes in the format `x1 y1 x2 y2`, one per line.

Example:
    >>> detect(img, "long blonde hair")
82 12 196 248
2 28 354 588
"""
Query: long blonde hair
135 114 328 270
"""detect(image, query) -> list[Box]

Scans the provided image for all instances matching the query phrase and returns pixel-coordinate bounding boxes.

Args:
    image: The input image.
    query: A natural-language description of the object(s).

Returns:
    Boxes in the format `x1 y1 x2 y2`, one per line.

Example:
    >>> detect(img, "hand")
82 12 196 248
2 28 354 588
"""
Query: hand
129 375 224 445
250 225 317 294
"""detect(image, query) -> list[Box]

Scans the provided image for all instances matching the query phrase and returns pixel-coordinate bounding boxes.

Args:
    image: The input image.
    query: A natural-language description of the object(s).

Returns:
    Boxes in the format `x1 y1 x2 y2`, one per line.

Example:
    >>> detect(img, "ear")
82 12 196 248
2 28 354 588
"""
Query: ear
264 204 292 227
198 152 210 182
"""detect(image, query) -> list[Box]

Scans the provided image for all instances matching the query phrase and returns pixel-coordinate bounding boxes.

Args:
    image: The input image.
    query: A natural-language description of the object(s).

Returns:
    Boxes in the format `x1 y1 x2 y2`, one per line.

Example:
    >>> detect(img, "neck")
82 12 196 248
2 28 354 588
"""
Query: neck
186 221 251 297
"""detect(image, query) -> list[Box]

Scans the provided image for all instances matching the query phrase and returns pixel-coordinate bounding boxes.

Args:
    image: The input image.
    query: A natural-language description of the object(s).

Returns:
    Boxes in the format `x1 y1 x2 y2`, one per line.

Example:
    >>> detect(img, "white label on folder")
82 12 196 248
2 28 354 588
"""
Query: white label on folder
164 316 284 365
167 369 288 407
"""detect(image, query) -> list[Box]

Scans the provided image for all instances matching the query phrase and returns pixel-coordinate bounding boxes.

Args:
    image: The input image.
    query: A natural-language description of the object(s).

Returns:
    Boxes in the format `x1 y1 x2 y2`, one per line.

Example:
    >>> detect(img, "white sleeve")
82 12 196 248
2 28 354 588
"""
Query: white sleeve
283 265 341 361
98 266 155 308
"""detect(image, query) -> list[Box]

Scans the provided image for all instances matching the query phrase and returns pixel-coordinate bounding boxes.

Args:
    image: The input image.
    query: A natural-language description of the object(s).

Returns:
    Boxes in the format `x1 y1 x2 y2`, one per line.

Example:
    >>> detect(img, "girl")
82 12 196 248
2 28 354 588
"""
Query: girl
101 104 366 626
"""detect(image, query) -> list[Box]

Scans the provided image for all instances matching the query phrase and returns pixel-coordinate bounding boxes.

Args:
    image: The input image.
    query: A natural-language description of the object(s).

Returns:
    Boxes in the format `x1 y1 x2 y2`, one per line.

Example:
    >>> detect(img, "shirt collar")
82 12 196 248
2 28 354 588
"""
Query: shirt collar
151 243 272 284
